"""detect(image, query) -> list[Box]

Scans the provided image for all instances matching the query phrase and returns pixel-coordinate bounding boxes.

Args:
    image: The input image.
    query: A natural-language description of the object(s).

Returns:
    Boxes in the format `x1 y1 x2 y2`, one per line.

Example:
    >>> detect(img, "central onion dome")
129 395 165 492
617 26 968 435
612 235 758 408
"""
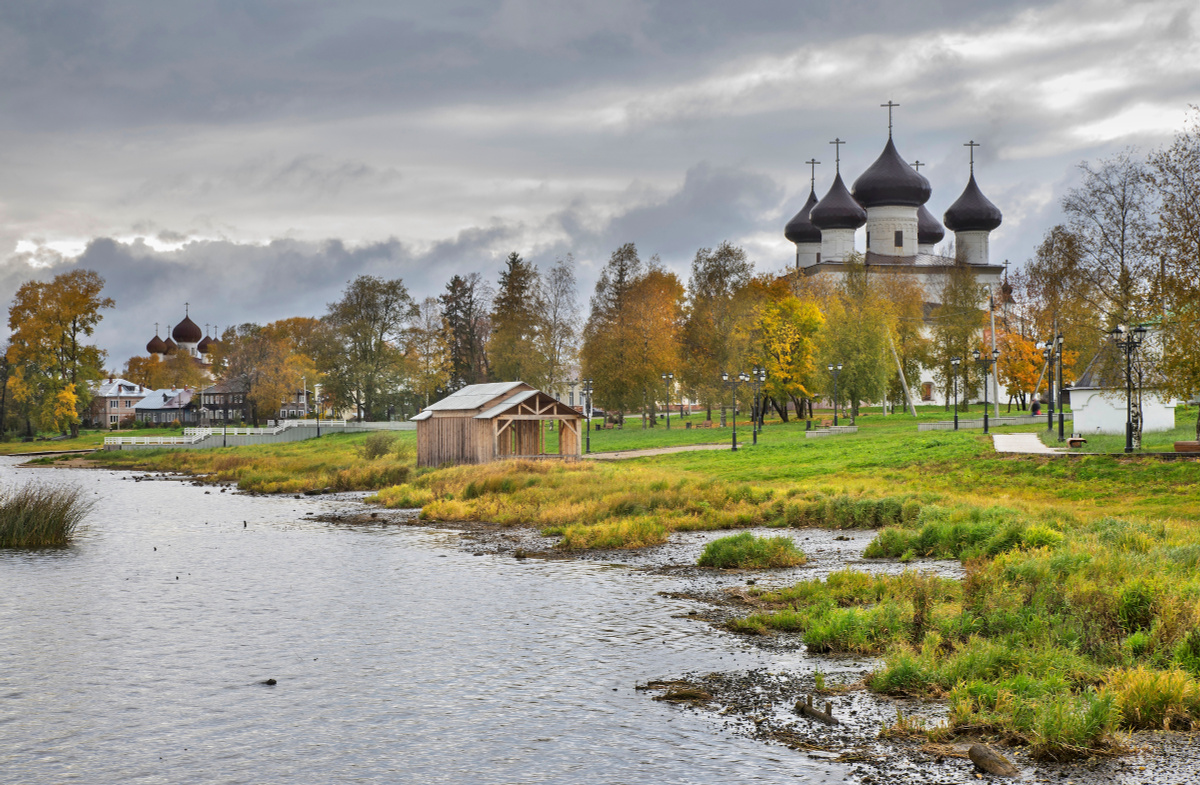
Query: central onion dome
172 314 203 344
810 173 867 230
851 138 932 208
944 174 1003 232
784 189 822 244
917 204 945 246
147 334 167 355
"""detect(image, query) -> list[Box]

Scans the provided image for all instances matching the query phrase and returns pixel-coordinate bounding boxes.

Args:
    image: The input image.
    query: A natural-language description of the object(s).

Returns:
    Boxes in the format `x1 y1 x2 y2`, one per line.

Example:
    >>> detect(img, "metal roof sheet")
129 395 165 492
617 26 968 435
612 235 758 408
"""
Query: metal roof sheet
410 411 433 421
474 389 542 420
421 381 528 412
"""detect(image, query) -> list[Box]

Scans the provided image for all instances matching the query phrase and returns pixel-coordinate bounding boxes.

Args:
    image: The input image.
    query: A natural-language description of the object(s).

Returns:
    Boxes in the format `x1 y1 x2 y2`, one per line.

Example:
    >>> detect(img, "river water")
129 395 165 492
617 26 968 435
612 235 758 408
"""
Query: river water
0 458 845 784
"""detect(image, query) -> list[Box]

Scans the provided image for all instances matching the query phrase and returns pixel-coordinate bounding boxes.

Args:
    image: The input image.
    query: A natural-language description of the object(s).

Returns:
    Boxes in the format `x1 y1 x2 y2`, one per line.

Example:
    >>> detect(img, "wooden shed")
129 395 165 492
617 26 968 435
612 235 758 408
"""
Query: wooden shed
412 382 584 468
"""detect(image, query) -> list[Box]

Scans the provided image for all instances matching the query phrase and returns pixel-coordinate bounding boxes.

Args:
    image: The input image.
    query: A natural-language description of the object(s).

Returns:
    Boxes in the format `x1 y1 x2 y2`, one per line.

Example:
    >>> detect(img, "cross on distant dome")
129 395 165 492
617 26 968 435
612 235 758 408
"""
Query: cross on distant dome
185 302 190 316
964 140 980 174
805 158 820 190
911 160 924 172
205 323 210 336
881 100 899 137
829 138 845 172
154 322 159 336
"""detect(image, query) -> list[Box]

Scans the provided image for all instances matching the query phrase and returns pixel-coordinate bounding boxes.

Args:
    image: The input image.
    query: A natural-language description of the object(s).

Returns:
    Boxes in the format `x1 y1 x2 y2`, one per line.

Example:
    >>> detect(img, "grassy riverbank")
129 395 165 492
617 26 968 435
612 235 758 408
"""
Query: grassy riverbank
0 428 183 455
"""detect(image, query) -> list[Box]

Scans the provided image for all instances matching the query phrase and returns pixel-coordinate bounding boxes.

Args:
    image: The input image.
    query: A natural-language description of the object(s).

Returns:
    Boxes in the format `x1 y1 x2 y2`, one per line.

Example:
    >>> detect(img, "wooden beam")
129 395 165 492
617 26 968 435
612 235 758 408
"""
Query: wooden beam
495 414 582 421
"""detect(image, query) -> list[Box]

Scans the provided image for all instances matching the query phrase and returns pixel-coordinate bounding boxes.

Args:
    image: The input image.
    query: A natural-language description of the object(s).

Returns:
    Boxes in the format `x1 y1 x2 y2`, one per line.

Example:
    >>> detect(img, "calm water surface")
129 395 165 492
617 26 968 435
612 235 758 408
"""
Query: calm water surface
0 459 844 784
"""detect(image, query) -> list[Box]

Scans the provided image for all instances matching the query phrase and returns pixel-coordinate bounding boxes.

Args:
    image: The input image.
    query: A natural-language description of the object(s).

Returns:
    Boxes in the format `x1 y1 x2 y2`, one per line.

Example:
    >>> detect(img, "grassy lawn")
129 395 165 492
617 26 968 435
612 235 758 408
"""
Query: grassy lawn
0 428 185 455
1039 407 1200 453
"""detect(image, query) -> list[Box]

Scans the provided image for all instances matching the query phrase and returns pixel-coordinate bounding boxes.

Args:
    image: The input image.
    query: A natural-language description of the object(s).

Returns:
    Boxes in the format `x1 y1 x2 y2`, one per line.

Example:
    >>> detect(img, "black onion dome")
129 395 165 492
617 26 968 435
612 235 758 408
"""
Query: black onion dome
851 138 932 208
810 173 867 230
197 335 214 354
784 189 822 244
163 337 178 353
943 174 1003 232
917 204 945 245
147 335 167 354
172 315 203 343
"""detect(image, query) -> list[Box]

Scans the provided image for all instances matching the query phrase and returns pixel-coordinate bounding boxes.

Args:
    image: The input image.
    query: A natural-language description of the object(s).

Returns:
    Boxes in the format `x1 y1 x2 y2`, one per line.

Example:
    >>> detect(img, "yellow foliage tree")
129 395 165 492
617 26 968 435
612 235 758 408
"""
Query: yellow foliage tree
748 294 824 420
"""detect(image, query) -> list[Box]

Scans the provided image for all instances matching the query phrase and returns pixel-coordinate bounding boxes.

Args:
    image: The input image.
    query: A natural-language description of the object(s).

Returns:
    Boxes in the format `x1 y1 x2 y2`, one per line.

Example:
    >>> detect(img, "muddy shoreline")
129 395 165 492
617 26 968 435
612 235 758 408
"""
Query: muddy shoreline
29 464 1200 783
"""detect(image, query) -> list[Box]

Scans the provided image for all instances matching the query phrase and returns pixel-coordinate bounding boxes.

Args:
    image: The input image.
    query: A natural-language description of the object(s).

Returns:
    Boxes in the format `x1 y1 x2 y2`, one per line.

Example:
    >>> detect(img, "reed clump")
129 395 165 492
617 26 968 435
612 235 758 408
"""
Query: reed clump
696 532 806 569
0 483 93 548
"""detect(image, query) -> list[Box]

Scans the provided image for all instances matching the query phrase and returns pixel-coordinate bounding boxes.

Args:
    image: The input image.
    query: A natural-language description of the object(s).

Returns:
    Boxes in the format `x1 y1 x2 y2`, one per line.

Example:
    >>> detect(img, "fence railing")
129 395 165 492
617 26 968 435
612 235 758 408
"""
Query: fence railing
106 419 347 446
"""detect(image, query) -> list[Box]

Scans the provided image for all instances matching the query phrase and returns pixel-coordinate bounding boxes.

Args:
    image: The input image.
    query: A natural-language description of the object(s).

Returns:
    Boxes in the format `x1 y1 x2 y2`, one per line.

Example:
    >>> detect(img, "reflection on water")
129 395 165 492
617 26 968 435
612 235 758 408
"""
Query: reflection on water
0 460 843 784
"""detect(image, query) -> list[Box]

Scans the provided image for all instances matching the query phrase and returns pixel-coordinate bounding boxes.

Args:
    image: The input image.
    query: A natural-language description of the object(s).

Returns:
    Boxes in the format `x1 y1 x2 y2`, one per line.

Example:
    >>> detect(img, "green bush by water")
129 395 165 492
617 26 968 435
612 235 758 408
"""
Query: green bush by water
0 483 93 548
696 532 806 569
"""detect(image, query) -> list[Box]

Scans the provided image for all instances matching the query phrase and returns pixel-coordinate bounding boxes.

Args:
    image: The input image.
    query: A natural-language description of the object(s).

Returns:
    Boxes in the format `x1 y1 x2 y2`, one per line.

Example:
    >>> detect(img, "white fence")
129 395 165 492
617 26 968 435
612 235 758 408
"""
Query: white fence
103 419 415 450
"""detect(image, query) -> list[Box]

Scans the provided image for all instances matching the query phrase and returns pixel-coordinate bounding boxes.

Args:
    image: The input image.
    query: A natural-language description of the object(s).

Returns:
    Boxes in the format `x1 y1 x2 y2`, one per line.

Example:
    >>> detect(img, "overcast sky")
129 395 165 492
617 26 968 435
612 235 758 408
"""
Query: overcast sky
0 0 1197 365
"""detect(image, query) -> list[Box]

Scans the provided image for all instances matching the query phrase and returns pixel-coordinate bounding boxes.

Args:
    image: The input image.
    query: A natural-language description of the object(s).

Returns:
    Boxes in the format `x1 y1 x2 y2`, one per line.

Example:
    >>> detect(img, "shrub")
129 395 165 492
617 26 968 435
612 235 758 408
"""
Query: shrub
696 532 806 569
358 432 398 460
0 483 93 548
1104 667 1200 730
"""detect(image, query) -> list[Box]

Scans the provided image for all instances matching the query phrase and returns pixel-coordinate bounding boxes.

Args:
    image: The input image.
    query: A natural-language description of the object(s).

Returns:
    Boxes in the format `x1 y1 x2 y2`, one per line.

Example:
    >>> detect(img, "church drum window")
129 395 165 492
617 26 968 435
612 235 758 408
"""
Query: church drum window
894 230 903 248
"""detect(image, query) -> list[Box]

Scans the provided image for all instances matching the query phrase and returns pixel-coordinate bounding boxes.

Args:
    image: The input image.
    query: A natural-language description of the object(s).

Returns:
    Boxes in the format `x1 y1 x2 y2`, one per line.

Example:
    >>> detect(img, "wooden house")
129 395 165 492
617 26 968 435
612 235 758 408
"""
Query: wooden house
411 382 584 468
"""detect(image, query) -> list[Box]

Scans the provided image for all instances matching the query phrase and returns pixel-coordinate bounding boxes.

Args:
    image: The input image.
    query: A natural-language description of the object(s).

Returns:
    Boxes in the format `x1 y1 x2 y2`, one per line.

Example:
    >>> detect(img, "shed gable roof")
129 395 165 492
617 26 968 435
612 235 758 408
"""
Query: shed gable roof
421 381 531 412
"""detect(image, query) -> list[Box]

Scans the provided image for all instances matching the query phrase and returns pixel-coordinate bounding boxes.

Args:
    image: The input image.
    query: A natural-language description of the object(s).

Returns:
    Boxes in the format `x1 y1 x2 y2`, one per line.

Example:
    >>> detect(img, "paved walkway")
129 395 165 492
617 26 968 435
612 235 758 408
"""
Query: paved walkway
584 443 728 461
992 433 1066 455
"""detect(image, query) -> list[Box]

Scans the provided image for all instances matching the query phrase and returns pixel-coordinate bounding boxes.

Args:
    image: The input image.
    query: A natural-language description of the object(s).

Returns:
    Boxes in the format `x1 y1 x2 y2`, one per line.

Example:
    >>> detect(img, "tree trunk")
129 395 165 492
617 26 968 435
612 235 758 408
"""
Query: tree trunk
720 404 726 427
770 396 789 422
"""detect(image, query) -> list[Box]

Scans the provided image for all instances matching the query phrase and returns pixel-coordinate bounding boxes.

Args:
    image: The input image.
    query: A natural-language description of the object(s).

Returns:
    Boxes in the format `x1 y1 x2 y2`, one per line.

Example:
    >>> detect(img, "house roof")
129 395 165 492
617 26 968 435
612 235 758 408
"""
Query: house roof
475 389 541 419
1073 342 1163 390
135 388 194 411
93 378 149 398
422 381 529 412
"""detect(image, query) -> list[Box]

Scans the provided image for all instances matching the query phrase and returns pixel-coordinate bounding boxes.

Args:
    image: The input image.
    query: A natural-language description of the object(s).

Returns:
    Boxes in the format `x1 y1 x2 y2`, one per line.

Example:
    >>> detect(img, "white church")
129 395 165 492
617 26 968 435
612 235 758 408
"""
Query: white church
783 115 1005 408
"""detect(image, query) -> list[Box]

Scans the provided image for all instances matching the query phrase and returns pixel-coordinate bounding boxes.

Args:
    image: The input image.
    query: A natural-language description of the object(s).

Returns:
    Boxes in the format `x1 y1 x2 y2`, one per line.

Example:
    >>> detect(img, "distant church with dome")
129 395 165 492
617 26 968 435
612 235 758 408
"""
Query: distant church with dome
782 106 1006 406
784 108 1004 299
145 306 220 364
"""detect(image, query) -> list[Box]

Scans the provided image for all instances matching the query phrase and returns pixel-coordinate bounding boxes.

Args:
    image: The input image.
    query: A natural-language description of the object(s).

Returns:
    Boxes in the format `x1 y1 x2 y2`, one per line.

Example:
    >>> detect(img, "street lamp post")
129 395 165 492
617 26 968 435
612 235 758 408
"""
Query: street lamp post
750 366 767 444
661 372 674 429
582 378 594 454
950 357 961 430
1110 325 1148 454
973 348 1000 433
1040 342 1055 432
826 363 843 426
722 371 749 451
1056 333 1066 443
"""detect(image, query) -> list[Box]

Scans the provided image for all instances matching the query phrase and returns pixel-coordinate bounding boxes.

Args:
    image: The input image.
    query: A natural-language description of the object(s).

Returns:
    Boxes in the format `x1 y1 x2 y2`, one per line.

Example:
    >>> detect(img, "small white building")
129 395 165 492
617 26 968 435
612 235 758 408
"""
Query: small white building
1069 348 1177 436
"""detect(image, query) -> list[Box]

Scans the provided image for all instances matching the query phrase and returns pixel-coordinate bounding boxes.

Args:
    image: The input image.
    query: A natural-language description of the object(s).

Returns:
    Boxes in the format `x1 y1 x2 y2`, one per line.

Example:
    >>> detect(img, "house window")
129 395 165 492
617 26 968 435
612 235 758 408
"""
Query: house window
894 230 903 248
921 382 934 402
125 400 132 408
569 391 575 406
110 415 118 424
110 400 118 408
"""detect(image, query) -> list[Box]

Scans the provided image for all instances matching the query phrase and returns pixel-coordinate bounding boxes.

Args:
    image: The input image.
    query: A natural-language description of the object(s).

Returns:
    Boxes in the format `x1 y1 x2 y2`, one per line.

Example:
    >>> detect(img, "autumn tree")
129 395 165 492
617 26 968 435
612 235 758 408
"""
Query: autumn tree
580 243 644 423
489 252 547 386
537 255 580 395
625 264 684 427
439 273 491 390
747 287 824 421
320 275 417 420
680 242 755 421
1149 106 1200 439
877 273 931 413
1062 150 1155 326
6 269 114 436
930 259 988 409
406 297 450 407
817 256 892 419
222 322 314 425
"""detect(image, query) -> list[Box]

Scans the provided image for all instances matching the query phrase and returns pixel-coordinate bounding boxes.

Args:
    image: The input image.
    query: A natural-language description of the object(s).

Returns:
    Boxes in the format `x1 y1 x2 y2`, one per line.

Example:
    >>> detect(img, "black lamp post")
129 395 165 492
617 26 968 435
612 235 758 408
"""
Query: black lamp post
750 366 767 444
582 378 594 454
1038 341 1055 432
1055 333 1066 443
950 357 961 430
722 371 748 451
826 363 843 426
661 372 674 429
973 348 1000 433
1110 324 1148 454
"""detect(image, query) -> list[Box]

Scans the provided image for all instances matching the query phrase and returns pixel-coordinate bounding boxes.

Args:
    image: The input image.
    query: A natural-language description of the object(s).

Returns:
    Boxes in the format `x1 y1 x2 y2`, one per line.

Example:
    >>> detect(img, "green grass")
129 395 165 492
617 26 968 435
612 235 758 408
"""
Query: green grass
0 483 93 547
0 428 184 455
696 532 806 569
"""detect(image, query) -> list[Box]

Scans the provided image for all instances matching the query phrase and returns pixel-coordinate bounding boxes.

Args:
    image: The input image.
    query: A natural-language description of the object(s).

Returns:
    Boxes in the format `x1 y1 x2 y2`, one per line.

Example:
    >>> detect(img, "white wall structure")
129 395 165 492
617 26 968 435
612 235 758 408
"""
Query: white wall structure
796 241 821 269
865 205 919 257
1071 388 1177 435
955 230 990 266
820 228 857 262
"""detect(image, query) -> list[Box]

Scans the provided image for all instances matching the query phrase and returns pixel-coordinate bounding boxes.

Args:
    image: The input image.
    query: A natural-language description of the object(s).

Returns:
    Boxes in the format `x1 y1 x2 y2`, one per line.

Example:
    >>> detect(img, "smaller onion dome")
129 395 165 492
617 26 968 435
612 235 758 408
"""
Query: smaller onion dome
163 336 178 353
917 204 945 246
197 335 214 354
810 173 867 230
944 174 1003 232
852 138 932 208
784 189 822 244
147 335 167 355
173 315 203 343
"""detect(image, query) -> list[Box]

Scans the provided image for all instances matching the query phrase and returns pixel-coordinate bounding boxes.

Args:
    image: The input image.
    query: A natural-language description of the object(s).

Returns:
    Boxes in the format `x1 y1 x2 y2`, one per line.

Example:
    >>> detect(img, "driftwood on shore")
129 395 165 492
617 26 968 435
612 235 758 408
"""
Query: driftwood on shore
794 694 839 725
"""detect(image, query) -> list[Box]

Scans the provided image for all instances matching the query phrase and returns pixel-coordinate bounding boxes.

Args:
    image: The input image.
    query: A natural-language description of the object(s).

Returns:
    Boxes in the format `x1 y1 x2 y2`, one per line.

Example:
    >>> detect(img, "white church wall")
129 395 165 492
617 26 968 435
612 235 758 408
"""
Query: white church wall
955 230 989 267
797 242 820 269
1071 389 1177 435
865 205 918 257
821 228 857 261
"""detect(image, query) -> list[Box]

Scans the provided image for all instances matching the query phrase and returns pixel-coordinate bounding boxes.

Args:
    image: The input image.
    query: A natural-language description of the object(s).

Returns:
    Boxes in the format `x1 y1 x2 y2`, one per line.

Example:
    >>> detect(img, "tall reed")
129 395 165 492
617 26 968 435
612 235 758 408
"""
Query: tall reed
0 483 93 547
